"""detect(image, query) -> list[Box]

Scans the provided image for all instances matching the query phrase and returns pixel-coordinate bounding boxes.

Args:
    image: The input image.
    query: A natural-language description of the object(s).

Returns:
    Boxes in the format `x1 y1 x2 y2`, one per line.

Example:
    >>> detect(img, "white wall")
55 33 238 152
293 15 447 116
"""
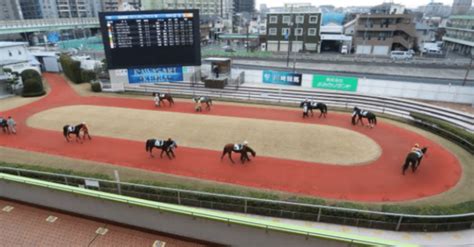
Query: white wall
0 45 29 62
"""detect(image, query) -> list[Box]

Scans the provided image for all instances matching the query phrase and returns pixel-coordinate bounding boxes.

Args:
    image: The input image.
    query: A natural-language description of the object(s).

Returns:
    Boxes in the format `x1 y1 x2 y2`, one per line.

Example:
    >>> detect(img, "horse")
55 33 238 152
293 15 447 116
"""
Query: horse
402 147 428 175
0 118 9 134
145 138 178 159
193 96 213 111
351 107 377 128
300 101 328 118
221 144 256 164
154 93 174 107
63 123 88 143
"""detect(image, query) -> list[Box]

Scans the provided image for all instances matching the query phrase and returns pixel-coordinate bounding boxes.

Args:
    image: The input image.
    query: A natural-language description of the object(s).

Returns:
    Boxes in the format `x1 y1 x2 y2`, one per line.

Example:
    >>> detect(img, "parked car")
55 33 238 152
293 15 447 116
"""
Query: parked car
390 51 413 60
341 45 348 54
223 45 235 52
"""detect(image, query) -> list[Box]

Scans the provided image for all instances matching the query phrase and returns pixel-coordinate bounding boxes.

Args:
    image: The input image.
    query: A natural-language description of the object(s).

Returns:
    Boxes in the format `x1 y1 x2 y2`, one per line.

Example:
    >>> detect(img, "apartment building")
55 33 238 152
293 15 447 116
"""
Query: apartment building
57 0 91 18
451 0 472 15
265 12 321 52
141 0 228 19
0 0 23 20
353 3 416 55
443 15 474 56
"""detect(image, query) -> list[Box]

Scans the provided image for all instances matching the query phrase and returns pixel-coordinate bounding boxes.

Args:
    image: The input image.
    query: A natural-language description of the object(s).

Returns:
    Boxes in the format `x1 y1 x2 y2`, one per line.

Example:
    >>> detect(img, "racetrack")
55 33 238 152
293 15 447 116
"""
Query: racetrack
0 73 463 202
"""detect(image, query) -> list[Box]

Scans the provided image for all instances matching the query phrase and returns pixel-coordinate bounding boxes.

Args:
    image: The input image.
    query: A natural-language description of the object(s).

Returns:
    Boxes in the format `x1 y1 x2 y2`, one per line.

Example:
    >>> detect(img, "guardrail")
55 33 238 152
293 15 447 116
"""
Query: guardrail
0 171 415 247
1 167 473 233
0 18 99 34
124 82 474 132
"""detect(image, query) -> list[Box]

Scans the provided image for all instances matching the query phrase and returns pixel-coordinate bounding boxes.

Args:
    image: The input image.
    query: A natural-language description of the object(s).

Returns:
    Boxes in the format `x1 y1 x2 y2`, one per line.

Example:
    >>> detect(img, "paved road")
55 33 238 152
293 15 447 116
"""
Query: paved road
223 59 474 86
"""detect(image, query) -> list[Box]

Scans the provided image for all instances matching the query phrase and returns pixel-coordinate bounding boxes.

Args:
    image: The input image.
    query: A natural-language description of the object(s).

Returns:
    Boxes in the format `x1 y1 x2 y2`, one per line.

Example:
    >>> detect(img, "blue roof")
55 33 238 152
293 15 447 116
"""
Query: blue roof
322 12 345 26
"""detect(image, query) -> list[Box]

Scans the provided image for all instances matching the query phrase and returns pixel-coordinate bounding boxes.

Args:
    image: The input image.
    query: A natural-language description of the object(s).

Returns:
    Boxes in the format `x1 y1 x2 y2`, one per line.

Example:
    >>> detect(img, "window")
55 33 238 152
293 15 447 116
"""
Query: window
309 15 318 24
269 28 277 36
282 15 291 24
282 28 290 37
18 50 22 55
296 15 304 24
8 51 12 57
295 28 303 36
308 28 317 36
269 15 277 24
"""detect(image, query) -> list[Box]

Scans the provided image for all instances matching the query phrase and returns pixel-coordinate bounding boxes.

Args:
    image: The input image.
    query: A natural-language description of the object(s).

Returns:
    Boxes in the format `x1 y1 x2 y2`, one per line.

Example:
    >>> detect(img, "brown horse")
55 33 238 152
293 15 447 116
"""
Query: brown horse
63 123 91 143
221 144 256 164
154 93 174 106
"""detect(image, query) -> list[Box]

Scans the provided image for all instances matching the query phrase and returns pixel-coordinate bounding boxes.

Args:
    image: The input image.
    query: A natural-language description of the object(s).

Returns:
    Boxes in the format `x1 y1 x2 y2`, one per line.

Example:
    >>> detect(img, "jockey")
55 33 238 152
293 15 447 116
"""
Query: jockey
411 143 423 157
234 141 248 151
154 93 160 106
68 125 74 132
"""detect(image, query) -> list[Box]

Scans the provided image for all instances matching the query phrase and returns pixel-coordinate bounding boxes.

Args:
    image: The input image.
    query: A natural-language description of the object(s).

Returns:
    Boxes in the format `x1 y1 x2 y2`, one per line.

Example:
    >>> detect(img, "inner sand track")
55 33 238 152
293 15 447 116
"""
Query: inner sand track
0 73 462 202
27 105 381 165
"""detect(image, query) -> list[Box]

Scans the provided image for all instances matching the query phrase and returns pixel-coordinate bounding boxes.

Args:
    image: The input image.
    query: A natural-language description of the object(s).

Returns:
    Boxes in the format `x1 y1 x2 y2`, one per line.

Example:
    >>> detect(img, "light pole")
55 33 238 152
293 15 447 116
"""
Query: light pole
286 6 294 67
292 14 300 73
462 47 474 86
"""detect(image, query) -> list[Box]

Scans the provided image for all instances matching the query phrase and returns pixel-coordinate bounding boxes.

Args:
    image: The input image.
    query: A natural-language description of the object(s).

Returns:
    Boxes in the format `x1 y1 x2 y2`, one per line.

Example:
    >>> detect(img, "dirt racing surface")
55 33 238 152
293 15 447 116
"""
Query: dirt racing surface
0 73 467 203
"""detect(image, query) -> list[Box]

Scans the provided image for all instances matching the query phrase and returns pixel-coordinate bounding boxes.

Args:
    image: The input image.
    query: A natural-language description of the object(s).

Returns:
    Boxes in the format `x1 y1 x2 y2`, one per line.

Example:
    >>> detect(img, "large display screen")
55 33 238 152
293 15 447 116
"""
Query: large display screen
99 10 201 69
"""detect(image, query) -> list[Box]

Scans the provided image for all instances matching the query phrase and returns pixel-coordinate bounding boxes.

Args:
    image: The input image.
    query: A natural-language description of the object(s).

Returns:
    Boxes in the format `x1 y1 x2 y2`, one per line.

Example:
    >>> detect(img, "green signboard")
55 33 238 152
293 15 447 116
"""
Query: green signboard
312 75 358 92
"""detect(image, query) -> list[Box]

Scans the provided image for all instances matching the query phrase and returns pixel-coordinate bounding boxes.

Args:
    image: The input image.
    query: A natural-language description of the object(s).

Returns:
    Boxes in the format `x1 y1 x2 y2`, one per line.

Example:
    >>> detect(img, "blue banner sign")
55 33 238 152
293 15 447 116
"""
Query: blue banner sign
262 70 302 86
128 67 183 84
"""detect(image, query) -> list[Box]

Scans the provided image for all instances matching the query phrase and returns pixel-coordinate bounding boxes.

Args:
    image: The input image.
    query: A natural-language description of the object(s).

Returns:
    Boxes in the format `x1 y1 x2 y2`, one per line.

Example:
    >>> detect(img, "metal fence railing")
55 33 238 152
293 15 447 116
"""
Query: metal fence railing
1 167 473 232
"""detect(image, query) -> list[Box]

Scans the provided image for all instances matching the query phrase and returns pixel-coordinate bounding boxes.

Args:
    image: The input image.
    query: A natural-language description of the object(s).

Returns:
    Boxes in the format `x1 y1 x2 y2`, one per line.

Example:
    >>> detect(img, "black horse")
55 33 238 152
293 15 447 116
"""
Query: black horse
145 138 178 159
402 147 428 175
154 93 174 107
300 101 328 118
0 118 9 134
221 143 256 164
63 123 88 143
193 96 213 111
351 107 377 128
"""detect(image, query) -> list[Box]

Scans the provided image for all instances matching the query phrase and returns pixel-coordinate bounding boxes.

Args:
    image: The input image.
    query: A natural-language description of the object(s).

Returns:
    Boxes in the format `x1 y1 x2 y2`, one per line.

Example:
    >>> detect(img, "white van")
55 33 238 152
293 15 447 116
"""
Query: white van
390 51 413 60
341 45 348 54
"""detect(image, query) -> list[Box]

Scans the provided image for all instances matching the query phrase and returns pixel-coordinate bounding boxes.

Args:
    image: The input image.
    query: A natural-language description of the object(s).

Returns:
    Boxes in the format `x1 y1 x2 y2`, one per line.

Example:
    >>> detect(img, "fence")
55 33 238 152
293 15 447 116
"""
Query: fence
1 167 472 232
124 82 474 132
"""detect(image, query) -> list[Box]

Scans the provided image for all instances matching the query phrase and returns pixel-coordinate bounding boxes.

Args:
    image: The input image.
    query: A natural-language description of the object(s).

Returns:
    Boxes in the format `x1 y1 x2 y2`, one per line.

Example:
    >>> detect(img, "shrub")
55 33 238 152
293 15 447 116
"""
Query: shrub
90 81 102 92
3 68 12 73
21 78 45 97
410 112 474 154
81 70 96 83
20 69 41 82
59 54 82 83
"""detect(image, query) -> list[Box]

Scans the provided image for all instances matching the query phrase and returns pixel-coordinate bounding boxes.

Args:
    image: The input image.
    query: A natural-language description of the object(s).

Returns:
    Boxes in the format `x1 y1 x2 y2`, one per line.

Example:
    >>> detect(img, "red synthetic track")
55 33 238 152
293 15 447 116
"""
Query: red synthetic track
0 73 462 202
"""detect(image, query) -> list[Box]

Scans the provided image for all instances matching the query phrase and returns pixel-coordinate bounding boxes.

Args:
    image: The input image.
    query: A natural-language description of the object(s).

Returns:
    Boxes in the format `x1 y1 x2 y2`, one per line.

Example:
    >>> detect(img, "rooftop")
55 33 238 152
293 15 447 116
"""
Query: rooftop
0 41 28 48
449 15 474 20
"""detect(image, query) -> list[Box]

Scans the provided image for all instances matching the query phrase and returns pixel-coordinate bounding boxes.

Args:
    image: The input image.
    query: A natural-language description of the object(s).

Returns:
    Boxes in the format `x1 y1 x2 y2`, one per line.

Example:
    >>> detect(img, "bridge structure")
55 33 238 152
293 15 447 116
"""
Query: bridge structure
0 18 100 35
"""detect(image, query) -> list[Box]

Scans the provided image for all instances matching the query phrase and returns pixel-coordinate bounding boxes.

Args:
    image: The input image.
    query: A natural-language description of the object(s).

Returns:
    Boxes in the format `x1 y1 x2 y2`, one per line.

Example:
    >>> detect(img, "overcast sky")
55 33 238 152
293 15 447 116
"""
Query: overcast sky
256 0 454 9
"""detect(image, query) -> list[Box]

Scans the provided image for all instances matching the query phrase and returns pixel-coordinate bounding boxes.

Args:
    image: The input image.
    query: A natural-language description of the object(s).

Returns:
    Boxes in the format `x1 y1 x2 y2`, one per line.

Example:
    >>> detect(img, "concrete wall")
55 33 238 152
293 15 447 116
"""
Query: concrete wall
0 179 351 247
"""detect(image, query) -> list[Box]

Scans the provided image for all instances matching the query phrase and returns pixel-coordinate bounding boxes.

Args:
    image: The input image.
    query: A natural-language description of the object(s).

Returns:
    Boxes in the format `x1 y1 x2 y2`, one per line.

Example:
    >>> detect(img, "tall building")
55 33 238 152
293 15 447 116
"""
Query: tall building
19 0 58 19
451 0 472 15
443 16 474 56
418 1 451 18
57 0 93 18
266 12 322 52
234 0 254 13
141 0 226 19
0 0 23 20
353 3 416 55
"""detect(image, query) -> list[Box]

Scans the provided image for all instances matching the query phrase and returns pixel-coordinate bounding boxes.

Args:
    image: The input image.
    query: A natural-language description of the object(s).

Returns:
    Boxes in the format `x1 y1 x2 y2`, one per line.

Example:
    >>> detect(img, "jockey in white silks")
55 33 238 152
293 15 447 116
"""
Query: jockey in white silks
68 125 75 132
411 143 423 158
234 140 248 151
154 93 160 107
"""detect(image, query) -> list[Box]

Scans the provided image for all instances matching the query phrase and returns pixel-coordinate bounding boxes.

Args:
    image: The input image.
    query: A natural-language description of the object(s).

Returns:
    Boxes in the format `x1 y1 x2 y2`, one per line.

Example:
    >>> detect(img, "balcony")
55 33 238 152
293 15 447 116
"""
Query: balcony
393 36 412 49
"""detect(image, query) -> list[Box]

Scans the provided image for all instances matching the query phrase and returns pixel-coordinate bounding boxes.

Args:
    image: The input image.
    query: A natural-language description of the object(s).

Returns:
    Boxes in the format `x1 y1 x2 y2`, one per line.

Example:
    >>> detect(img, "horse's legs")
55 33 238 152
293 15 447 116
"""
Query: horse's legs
149 147 154 158
228 151 235 163
402 160 410 175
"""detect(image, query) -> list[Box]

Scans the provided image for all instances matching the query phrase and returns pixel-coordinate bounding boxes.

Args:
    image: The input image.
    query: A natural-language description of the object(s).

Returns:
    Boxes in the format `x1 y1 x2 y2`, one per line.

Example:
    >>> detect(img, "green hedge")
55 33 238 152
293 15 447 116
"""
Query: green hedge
60 54 82 83
90 81 102 92
81 70 96 83
410 112 474 154
21 77 45 97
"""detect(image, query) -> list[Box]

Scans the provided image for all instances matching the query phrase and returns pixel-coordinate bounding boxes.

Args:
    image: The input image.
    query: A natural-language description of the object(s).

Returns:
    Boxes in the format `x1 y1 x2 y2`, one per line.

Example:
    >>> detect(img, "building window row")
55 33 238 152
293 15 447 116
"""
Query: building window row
268 15 319 24
268 27 318 37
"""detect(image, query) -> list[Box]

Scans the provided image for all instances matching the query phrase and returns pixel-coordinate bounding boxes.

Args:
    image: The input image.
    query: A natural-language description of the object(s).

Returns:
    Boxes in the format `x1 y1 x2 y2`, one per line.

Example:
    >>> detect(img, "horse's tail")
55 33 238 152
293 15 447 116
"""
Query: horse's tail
145 139 153 152
322 104 327 113
63 126 68 137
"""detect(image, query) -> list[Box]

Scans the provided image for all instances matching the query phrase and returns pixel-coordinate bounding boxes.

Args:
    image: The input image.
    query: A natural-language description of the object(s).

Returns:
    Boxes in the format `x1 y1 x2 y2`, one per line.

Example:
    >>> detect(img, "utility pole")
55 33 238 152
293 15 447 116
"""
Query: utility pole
292 14 300 73
246 21 250 53
462 48 473 86
286 6 294 67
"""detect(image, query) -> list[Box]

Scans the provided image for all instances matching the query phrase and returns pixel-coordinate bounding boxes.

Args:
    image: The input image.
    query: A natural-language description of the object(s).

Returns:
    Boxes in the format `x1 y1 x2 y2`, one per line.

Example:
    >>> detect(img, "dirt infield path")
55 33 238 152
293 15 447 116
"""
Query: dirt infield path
0 73 462 202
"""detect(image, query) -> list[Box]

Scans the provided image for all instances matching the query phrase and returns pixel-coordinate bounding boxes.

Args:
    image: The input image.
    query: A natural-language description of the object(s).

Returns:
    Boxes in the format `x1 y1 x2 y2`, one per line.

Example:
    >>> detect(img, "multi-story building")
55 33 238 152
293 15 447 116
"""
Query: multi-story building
451 0 472 15
269 3 320 13
0 0 23 20
19 0 58 19
141 0 227 19
416 23 436 49
417 1 451 18
353 3 416 55
57 0 92 18
265 12 321 53
443 15 474 56
233 0 254 13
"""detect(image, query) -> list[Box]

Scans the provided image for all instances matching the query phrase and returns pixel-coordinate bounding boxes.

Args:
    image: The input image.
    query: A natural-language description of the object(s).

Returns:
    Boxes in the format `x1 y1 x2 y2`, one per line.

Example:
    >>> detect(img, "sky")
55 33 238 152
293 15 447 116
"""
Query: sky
256 0 454 9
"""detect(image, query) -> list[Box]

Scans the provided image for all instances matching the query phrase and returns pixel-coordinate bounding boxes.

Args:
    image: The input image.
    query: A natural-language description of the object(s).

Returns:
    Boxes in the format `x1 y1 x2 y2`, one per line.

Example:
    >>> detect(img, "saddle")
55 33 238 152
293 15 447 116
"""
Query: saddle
160 94 165 98
154 140 164 147
68 126 75 132
361 110 369 117
233 144 243 151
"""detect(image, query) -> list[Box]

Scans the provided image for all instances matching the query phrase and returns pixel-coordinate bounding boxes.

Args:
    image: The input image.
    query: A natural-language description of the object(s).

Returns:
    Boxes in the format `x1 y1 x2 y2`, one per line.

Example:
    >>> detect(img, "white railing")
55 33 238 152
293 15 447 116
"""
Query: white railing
124 82 474 132
0 18 99 34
